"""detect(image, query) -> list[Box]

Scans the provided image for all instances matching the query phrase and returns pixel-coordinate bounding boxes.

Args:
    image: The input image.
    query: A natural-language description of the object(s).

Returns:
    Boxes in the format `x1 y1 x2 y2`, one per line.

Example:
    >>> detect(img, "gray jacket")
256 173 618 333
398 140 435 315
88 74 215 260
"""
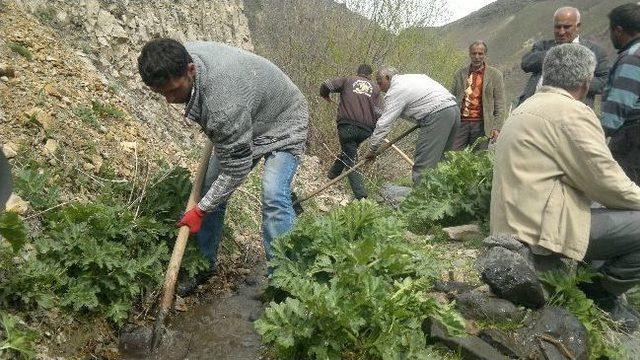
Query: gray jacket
518 38 609 108
184 42 308 211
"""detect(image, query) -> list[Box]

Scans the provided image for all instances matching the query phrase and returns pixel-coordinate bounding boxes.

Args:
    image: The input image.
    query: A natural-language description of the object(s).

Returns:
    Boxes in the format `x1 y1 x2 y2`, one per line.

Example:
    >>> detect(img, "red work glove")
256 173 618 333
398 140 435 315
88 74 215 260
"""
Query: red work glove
177 206 205 234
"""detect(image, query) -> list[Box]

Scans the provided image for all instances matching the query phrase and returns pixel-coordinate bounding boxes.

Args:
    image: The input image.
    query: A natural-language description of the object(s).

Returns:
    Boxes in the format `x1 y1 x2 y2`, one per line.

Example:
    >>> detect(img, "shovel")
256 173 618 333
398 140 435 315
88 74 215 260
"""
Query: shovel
294 124 419 205
150 140 214 348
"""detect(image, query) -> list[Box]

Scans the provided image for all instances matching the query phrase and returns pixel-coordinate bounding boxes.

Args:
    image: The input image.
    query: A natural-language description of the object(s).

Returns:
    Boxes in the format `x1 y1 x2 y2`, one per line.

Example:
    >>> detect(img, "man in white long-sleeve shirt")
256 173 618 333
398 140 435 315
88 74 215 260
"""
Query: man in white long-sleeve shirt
367 67 460 185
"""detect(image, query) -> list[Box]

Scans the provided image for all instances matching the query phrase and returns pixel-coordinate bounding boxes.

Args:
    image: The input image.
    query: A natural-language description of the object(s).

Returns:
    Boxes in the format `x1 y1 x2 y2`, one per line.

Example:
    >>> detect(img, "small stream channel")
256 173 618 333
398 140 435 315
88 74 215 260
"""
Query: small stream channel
121 272 267 360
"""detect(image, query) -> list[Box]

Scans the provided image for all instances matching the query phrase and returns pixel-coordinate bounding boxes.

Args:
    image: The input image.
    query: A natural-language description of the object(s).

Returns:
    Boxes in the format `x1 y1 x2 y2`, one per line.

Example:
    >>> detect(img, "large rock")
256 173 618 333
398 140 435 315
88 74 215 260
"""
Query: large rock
455 287 527 323
423 317 509 360
522 307 589 360
478 246 545 309
479 328 532 358
378 183 411 208
442 224 482 242
478 307 589 359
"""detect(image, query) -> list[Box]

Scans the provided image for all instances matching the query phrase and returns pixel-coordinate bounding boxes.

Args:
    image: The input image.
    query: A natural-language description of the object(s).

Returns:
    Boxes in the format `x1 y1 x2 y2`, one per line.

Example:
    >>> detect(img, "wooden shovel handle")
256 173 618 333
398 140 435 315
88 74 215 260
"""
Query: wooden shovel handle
295 124 419 204
158 140 214 312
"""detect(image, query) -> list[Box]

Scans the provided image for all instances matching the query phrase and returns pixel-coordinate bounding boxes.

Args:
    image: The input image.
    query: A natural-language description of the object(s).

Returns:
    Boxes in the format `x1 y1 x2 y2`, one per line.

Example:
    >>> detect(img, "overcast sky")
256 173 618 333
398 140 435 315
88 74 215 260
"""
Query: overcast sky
445 0 497 24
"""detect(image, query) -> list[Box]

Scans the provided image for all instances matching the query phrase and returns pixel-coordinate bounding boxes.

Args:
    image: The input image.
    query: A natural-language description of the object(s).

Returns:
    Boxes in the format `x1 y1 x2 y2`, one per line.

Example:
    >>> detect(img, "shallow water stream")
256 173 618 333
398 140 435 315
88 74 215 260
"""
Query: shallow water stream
122 273 266 360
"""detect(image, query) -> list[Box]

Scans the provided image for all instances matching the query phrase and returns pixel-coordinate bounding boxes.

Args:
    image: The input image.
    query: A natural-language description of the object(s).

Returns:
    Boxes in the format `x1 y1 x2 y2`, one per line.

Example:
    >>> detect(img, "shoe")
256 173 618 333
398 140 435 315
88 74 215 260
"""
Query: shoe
327 165 342 180
176 268 216 297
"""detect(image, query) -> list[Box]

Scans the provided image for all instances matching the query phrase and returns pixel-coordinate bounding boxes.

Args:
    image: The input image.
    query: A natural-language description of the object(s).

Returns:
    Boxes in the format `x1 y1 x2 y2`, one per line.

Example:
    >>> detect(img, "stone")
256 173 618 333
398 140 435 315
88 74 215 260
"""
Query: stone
121 141 137 151
455 288 527 323
478 246 545 309
0 76 8 82
91 154 103 173
442 224 482 241
520 307 589 360
6 194 29 214
44 139 58 156
422 317 509 360
478 328 532 358
82 162 95 171
378 183 411 208
24 108 53 130
2 143 18 158
174 295 187 312
482 234 525 251
0 65 15 78
44 83 62 99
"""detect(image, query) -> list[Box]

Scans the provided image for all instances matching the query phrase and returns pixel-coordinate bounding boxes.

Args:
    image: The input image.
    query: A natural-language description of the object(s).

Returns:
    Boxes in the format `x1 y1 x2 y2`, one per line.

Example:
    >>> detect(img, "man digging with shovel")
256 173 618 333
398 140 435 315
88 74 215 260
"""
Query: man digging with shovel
138 38 309 296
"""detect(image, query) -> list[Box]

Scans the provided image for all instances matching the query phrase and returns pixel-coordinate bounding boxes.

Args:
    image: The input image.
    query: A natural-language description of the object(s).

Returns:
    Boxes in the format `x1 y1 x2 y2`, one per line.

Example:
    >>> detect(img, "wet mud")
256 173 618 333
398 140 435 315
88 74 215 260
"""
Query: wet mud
121 273 266 360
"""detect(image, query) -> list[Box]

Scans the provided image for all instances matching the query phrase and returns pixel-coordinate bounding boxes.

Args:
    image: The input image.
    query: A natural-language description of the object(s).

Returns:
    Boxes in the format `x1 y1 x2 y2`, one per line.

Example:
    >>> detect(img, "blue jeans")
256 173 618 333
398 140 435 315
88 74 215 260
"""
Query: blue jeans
196 151 299 269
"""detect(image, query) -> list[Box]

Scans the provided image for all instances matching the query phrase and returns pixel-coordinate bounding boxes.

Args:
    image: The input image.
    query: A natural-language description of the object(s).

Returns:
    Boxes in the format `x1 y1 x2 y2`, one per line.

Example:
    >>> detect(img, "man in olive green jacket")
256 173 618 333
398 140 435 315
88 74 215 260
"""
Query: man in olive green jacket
450 41 505 150
491 44 640 332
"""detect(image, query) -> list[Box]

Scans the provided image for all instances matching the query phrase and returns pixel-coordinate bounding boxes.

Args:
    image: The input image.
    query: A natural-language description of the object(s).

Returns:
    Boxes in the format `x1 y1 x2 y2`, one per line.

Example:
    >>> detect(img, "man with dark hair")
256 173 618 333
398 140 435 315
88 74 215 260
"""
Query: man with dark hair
319 64 380 199
450 40 505 149
138 39 309 295
492 43 640 332
602 3 640 184
517 7 608 108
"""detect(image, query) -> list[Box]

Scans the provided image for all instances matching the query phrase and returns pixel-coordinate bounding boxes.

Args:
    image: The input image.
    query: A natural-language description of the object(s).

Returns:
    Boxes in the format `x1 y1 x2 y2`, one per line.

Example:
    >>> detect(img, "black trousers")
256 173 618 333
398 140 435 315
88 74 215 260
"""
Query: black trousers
328 123 372 199
610 123 640 185
585 208 640 296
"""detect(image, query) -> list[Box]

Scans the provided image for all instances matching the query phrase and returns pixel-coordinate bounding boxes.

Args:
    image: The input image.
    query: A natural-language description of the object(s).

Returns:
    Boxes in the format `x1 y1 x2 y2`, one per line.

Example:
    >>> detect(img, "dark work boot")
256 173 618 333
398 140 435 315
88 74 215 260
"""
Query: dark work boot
327 161 343 180
176 267 216 297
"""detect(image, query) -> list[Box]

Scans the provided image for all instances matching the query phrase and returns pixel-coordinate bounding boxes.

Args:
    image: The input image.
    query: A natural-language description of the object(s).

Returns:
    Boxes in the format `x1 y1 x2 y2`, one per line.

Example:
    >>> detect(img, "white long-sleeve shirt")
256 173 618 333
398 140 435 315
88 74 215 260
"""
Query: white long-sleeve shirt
369 74 456 151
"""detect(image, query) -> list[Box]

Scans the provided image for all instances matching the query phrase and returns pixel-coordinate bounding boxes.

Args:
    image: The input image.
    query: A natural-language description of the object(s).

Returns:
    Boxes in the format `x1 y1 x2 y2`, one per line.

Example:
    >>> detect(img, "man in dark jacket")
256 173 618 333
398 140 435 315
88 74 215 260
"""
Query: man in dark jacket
138 39 308 295
320 64 380 199
518 6 608 108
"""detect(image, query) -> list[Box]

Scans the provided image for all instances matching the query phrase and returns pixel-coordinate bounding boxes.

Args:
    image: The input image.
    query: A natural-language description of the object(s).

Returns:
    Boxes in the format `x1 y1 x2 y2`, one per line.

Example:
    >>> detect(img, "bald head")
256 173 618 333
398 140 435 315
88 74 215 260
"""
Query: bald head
375 66 398 92
554 7 581 44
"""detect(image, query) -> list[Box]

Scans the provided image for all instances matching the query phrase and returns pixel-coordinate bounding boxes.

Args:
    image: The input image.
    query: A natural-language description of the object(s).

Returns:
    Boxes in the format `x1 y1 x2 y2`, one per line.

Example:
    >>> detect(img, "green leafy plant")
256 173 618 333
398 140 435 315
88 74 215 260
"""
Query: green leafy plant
91 100 124 119
33 202 169 324
540 269 624 360
136 166 209 277
401 147 492 233
256 200 465 359
72 105 99 128
7 43 32 61
0 211 27 252
13 162 61 211
0 312 38 359
35 6 56 24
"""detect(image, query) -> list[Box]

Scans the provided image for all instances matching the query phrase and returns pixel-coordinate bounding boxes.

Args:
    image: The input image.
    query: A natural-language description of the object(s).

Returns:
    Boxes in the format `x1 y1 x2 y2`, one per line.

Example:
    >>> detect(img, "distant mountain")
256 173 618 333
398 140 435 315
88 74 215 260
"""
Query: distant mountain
438 0 629 106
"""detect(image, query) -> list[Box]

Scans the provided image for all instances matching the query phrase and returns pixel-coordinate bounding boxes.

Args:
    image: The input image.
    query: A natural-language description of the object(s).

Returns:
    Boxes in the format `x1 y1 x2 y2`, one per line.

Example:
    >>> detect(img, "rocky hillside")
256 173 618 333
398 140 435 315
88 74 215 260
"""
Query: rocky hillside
2 0 252 178
438 0 629 105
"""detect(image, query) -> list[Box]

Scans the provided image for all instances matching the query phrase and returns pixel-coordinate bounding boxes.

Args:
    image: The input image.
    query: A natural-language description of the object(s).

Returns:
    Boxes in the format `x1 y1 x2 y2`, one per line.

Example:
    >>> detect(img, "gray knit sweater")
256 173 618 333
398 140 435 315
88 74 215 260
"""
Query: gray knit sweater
184 42 309 211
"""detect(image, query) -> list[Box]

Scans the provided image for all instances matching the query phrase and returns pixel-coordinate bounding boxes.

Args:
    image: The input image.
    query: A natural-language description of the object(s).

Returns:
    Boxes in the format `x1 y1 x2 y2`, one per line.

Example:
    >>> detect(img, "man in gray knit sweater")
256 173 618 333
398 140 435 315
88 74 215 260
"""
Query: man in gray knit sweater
138 39 308 294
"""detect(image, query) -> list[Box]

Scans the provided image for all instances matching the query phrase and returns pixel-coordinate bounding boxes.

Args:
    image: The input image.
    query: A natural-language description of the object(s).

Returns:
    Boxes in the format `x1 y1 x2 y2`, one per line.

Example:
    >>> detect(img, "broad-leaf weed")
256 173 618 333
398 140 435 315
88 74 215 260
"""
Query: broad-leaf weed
256 200 465 359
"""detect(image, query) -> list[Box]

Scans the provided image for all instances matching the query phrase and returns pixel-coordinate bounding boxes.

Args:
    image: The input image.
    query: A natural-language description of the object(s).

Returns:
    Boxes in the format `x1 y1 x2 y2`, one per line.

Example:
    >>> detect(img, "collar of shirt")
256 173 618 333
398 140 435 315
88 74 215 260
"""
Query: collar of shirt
469 63 486 74
619 36 640 54
572 36 580 44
